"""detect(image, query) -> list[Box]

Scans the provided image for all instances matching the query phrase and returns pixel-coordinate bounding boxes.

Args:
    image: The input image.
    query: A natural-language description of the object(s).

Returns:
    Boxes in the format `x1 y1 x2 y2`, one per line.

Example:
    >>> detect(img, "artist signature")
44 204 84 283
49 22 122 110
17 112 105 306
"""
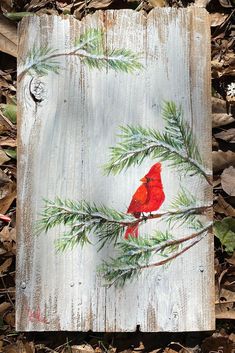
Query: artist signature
26 305 49 324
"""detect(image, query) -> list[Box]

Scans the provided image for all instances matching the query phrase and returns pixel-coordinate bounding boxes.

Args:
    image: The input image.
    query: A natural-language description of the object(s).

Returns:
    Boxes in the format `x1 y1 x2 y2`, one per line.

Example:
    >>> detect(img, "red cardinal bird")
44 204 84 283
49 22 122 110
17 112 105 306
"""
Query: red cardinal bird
125 163 165 239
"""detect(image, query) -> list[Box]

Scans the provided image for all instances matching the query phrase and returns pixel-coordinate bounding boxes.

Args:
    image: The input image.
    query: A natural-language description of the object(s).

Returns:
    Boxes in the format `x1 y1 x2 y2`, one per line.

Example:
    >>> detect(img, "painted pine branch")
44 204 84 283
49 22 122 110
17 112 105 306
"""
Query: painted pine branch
74 28 103 52
162 102 202 166
100 223 212 287
79 48 143 73
104 102 212 184
18 46 61 81
36 198 137 250
36 197 211 251
75 30 143 72
18 28 143 81
165 187 211 229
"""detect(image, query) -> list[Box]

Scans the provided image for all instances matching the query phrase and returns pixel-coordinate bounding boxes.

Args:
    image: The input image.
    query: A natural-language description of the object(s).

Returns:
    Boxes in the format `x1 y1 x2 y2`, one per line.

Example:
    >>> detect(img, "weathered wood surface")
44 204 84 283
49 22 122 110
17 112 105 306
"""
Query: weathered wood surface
17 9 214 331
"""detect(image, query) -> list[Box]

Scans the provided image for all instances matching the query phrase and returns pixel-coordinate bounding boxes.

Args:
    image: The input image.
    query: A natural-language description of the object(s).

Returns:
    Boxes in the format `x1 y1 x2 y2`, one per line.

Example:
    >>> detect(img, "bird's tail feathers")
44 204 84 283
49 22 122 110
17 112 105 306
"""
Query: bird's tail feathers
124 224 139 239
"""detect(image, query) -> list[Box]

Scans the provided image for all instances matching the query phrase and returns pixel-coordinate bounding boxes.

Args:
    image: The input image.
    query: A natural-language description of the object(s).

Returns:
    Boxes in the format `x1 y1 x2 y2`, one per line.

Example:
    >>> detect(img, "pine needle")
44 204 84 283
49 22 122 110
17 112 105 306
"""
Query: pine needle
35 198 136 251
99 224 211 287
103 102 210 182
18 28 143 80
21 45 61 77
165 187 206 229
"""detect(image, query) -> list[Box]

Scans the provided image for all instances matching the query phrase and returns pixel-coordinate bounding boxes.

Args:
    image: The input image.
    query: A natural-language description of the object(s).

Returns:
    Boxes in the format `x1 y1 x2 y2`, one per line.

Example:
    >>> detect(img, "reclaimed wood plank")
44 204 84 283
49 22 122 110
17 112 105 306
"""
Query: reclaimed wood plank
17 9 214 331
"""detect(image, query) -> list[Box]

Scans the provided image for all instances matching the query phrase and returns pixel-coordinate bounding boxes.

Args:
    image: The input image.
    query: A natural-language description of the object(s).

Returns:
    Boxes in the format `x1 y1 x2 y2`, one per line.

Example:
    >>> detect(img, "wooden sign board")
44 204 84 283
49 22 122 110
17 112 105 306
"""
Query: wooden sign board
17 9 214 331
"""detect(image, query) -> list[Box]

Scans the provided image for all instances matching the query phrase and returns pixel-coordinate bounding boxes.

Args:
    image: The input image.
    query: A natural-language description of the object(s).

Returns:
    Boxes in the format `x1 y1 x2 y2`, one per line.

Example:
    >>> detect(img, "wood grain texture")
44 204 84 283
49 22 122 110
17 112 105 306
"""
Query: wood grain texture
16 9 214 332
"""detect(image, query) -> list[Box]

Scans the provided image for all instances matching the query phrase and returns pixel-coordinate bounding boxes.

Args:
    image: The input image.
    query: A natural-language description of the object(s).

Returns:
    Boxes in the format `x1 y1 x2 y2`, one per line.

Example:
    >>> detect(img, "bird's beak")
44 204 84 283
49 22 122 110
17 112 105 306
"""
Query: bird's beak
140 176 147 183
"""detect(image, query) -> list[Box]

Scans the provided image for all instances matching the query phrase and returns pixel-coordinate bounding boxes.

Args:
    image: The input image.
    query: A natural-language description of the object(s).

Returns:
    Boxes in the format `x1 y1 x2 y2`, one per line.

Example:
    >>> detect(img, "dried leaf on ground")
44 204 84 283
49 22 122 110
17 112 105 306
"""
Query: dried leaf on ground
212 113 234 128
7 341 35 353
55 2 73 14
25 0 53 10
148 0 166 7
0 226 16 242
0 170 11 186
70 345 95 353
216 266 235 319
212 97 227 113
0 73 16 92
214 128 235 143
0 138 17 148
215 302 235 319
211 52 235 78
0 302 11 315
212 136 219 148
0 183 14 201
218 0 233 8
0 183 16 214
3 343 18 353
212 150 235 173
194 0 211 7
0 0 14 12
221 166 235 196
87 0 113 9
214 217 235 253
210 13 229 27
214 194 235 217
4 311 15 327
227 95 235 105
201 336 233 353
0 104 17 124
0 111 16 131
220 267 235 292
0 149 10 166
226 253 235 266
229 333 235 342
213 177 221 188
0 15 17 57
0 257 12 275
162 348 178 353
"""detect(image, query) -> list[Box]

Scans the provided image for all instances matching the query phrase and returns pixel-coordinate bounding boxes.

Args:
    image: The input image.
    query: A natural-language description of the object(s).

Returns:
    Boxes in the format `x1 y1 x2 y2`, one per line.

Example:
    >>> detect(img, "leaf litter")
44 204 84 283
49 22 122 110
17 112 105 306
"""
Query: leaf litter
0 0 235 351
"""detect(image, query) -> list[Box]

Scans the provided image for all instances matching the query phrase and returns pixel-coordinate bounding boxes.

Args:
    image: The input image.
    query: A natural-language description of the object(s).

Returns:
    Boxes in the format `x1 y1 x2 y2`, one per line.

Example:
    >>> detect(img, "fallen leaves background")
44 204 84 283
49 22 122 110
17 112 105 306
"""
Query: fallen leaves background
0 0 235 352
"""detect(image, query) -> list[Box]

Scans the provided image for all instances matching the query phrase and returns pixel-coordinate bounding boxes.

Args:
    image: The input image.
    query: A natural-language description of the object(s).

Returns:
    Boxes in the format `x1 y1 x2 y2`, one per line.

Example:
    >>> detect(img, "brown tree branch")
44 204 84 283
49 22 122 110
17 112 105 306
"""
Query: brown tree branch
140 224 212 269
130 223 212 256
121 204 212 226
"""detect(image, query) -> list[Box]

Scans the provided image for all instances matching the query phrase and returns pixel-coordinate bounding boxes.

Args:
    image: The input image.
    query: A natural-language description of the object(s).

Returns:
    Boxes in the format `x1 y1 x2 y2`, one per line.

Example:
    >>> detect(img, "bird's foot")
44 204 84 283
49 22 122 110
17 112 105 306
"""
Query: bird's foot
141 213 148 221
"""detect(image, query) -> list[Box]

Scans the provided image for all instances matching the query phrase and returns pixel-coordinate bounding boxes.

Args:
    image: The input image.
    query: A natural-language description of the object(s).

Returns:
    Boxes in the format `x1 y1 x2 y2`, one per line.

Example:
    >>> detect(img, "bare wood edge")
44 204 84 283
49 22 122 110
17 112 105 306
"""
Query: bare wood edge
17 8 210 42
190 7 215 330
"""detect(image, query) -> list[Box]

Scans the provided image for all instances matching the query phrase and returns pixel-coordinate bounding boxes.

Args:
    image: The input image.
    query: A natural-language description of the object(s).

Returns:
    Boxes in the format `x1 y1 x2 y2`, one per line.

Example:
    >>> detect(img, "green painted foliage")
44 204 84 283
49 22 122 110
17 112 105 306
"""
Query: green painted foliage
36 198 136 251
23 46 61 77
35 95 212 286
19 28 143 80
103 102 209 181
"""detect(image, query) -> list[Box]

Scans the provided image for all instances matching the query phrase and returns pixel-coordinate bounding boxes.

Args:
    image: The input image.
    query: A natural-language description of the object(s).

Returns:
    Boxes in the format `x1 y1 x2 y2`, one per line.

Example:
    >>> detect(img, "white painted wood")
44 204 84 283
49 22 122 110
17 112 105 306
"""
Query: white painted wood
16 9 214 331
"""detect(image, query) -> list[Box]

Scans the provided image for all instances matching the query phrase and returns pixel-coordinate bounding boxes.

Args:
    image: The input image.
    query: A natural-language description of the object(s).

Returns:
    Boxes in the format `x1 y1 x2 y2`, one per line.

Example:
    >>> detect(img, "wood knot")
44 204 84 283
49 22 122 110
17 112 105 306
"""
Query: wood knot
29 78 47 103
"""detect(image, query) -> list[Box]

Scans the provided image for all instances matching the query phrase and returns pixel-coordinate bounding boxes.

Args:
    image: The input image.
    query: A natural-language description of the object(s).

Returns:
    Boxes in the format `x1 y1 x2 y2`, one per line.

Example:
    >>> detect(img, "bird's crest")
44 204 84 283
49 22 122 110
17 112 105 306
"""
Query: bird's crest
145 163 162 178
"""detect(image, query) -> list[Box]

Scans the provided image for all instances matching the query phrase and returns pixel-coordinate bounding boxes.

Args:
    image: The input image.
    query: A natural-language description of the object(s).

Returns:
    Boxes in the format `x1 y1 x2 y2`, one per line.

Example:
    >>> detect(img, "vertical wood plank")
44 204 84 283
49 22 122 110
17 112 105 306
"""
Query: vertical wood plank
17 9 214 331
